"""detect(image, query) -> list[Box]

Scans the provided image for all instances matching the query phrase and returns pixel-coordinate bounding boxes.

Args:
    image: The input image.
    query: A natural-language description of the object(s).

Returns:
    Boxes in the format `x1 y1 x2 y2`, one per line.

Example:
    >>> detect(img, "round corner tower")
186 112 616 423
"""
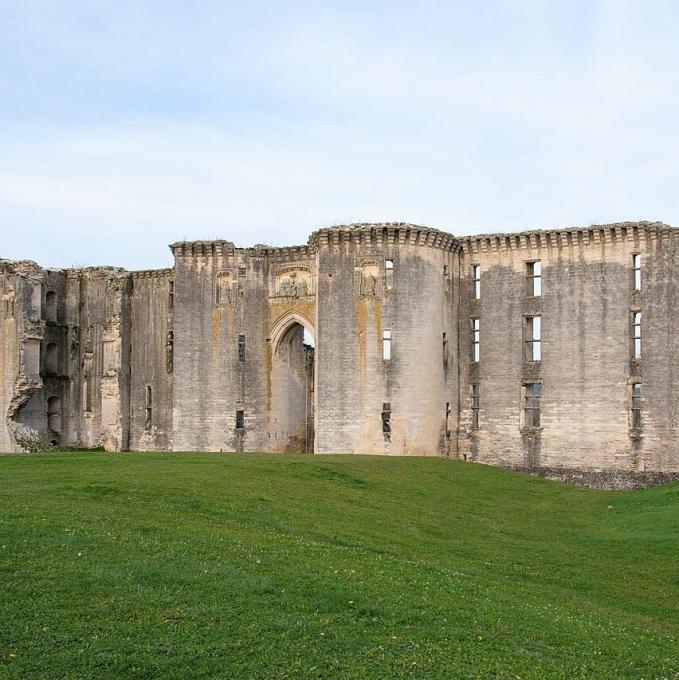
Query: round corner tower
311 223 459 456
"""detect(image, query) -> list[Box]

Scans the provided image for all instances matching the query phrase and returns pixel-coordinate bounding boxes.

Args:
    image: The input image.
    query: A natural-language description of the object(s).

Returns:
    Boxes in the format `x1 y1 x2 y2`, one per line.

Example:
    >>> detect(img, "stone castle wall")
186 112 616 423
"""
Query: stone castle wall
1 221 677 475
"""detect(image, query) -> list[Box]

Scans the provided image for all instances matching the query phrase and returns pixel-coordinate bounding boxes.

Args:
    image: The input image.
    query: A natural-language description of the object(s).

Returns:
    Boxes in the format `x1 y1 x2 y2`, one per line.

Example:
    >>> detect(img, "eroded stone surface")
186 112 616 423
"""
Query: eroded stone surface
1 221 678 480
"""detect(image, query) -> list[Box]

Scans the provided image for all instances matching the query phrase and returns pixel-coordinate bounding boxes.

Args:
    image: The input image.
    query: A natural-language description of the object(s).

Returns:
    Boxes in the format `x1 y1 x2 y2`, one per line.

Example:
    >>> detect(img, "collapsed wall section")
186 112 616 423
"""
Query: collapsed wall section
67 268 131 451
0 261 132 452
0 260 45 451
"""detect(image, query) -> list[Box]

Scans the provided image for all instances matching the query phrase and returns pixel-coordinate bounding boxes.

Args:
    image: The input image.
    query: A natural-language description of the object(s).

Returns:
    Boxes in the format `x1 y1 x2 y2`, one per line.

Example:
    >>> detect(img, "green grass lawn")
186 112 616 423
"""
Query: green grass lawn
0 452 677 679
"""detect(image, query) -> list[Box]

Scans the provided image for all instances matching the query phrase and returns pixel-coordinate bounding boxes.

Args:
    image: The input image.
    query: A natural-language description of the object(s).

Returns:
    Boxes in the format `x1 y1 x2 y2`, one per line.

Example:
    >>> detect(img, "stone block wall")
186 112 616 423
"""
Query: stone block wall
129 270 174 451
457 222 679 473
312 224 457 456
1 221 678 475
170 241 316 452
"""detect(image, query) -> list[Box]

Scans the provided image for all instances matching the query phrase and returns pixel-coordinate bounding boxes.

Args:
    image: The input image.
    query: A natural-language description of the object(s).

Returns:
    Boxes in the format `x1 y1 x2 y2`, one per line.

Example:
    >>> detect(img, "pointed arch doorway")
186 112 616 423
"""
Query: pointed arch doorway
269 311 316 453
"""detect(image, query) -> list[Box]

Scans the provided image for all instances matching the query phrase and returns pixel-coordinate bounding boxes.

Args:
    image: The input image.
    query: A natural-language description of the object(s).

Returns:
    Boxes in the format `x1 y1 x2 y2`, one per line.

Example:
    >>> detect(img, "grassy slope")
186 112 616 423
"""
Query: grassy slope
0 452 677 679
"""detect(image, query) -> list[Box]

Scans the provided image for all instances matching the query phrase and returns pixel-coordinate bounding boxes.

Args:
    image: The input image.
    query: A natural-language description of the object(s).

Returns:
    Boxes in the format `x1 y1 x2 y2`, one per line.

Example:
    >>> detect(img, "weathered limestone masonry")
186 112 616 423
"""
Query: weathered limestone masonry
0 263 130 452
1 221 678 480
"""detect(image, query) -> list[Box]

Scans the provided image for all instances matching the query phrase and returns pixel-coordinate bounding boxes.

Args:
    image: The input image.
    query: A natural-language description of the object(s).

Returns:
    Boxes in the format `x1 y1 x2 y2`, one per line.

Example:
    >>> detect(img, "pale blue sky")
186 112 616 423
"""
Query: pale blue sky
1 1 677 269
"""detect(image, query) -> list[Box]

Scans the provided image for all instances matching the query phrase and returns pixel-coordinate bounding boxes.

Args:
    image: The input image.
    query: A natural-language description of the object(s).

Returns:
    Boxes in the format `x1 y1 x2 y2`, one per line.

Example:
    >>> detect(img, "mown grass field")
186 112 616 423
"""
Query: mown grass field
0 452 677 679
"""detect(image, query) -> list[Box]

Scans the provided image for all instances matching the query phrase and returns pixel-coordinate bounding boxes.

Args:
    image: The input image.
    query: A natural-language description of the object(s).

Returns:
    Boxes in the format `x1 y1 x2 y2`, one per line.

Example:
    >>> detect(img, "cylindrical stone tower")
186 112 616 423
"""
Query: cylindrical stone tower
312 224 459 456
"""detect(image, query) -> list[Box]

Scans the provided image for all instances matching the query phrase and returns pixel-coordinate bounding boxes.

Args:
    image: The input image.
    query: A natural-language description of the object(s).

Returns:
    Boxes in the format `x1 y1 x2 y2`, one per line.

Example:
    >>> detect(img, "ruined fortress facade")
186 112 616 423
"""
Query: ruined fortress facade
1 221 678 475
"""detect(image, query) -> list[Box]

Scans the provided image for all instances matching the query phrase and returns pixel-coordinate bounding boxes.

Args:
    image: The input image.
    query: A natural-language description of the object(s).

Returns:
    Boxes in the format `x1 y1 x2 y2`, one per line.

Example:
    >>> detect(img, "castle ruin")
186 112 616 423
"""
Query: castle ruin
2 221 678 477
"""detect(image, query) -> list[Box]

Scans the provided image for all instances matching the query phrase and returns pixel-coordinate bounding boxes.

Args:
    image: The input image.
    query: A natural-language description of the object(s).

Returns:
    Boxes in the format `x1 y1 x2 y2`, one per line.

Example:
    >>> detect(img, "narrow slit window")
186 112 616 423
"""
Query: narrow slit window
471 318 480 362
166 331 174 374
445 401 452 439
236 409 245 429
383 330 392 360
527 261 542 297
169 280 174 310
443 264 449 277
472 265 480 300
83 377 92 413
525 316 541 361
442 332 448 363
632 312 641 359
145 386 153 430
524 383 542 427
238 334 246 362
471 384 480 429
633 254 641 291
381 402 391 438
631 383 642 430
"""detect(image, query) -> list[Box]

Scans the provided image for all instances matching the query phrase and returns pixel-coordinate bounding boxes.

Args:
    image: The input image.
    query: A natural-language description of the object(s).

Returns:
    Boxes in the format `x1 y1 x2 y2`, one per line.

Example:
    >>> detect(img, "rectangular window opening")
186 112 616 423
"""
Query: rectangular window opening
471 318 480 363
382 330 392 360
525 316 541 361
238 334 246 362
631 383 642 430
236 409 245 429
385 259 394 290
169 280 174 310
445 401 452 438
472 265 480 300
524 383 541 428
632 311 641 359
633 254 641 292
527 261 542 297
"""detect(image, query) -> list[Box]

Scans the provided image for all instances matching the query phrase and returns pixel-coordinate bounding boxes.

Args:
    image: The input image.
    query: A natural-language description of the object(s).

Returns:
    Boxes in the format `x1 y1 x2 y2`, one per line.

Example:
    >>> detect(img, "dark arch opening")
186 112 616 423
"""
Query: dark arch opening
45 291 57 323
47 396 62 437
270 321 315 453
45 342 58 374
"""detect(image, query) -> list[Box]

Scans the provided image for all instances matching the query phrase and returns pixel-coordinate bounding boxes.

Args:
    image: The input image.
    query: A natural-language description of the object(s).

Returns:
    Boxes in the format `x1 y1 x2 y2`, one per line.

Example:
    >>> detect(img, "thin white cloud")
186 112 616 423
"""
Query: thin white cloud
0 1 677 268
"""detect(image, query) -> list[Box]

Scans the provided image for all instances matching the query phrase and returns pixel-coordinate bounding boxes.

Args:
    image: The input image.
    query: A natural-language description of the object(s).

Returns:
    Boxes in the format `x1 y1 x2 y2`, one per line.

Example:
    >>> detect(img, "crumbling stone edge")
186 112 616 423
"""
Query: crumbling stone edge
511 465 679 490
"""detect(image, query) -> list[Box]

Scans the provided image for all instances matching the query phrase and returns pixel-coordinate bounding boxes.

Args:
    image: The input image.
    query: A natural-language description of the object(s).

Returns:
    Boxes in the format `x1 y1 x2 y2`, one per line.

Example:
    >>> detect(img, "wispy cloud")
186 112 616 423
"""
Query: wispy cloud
0 1 677 268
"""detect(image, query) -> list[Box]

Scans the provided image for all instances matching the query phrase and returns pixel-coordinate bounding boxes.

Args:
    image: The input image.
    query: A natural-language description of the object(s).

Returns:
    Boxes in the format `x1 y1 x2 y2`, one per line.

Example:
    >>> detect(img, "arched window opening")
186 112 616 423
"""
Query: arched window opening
31 283 42 316
47 396 62 434
45 342 58 374
45 291 57 323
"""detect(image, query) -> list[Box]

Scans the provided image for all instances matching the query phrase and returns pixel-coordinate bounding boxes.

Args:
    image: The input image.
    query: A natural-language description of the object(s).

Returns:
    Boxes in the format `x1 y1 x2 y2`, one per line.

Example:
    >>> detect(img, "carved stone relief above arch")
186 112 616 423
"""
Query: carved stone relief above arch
215 271 238 307
272 265 314 299
354 259 381 299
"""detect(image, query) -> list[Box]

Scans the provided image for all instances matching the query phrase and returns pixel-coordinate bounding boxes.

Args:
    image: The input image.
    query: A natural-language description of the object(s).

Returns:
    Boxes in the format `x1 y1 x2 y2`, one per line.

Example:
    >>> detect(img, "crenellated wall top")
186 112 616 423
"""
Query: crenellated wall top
309 223 459 252
458 221 677 256
169 223 461 258
169 239 314 261
131 268 174 279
